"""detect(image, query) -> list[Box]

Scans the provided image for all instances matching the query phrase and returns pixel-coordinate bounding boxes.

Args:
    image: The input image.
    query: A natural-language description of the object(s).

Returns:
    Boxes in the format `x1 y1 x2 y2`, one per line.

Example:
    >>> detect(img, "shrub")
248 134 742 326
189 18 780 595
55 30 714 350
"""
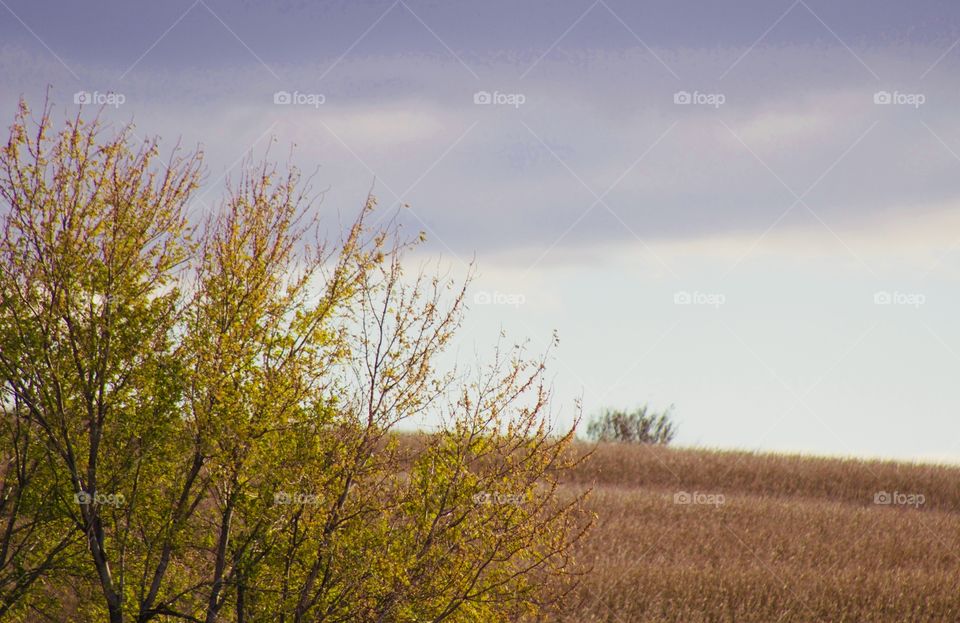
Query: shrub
586 406 677 444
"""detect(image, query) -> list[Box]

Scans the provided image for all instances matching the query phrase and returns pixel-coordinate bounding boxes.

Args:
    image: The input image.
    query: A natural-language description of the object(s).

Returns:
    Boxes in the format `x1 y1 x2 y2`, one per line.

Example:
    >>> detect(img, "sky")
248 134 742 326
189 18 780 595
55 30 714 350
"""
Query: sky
2 0 960 462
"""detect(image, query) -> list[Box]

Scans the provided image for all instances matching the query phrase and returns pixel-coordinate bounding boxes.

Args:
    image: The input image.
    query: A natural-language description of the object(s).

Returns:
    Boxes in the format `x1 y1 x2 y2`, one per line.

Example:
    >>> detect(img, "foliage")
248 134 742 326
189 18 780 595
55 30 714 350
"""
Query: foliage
585 406 676 445
0 99 588 622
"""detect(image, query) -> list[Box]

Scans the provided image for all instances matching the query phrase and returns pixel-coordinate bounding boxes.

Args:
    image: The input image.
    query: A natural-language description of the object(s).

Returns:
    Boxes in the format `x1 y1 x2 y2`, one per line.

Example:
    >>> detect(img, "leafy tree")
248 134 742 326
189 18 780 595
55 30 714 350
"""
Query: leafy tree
0 99 588 622
0 399 80 619
586 406 677 445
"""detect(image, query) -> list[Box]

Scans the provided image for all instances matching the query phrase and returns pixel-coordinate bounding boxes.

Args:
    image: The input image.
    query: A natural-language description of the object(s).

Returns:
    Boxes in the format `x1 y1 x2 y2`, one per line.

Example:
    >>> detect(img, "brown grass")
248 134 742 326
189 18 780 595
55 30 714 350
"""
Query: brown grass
559 443 960 622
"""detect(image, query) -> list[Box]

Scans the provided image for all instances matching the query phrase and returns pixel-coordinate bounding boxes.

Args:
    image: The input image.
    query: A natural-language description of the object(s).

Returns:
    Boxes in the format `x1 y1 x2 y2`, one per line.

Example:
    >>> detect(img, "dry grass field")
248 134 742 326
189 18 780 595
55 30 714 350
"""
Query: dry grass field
559 443 960 622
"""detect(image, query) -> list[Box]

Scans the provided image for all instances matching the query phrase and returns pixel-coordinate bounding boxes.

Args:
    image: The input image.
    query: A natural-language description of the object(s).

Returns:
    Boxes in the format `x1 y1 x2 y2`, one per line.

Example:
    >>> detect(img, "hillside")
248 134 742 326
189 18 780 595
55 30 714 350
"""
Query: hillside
560 443 960 622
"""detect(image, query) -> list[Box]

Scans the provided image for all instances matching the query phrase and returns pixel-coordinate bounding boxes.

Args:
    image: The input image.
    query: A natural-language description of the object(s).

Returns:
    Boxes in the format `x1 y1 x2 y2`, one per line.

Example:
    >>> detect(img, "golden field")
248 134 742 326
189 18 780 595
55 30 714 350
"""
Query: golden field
558 443 960 622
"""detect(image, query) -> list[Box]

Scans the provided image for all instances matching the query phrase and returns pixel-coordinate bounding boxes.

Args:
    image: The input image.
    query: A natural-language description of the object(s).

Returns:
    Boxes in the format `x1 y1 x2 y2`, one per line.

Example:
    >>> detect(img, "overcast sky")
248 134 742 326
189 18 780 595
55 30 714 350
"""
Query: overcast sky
3 0 960 462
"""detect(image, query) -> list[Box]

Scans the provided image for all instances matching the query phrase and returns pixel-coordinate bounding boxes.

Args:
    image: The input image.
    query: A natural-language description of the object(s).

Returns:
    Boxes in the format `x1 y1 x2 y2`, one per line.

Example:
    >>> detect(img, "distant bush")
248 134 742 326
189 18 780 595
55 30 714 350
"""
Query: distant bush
586 406 677 444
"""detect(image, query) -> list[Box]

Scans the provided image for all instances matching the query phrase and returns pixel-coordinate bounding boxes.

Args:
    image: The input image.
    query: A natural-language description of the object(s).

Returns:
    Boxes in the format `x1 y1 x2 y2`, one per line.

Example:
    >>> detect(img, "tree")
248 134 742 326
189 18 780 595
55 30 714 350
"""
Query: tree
585 406 677 445
0 99 588 622
0 398 80 619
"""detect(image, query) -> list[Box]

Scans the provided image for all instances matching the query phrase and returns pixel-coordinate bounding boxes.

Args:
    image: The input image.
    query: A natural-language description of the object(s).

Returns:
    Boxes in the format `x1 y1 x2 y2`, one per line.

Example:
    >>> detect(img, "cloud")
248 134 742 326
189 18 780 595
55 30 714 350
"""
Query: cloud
2 25 960 264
